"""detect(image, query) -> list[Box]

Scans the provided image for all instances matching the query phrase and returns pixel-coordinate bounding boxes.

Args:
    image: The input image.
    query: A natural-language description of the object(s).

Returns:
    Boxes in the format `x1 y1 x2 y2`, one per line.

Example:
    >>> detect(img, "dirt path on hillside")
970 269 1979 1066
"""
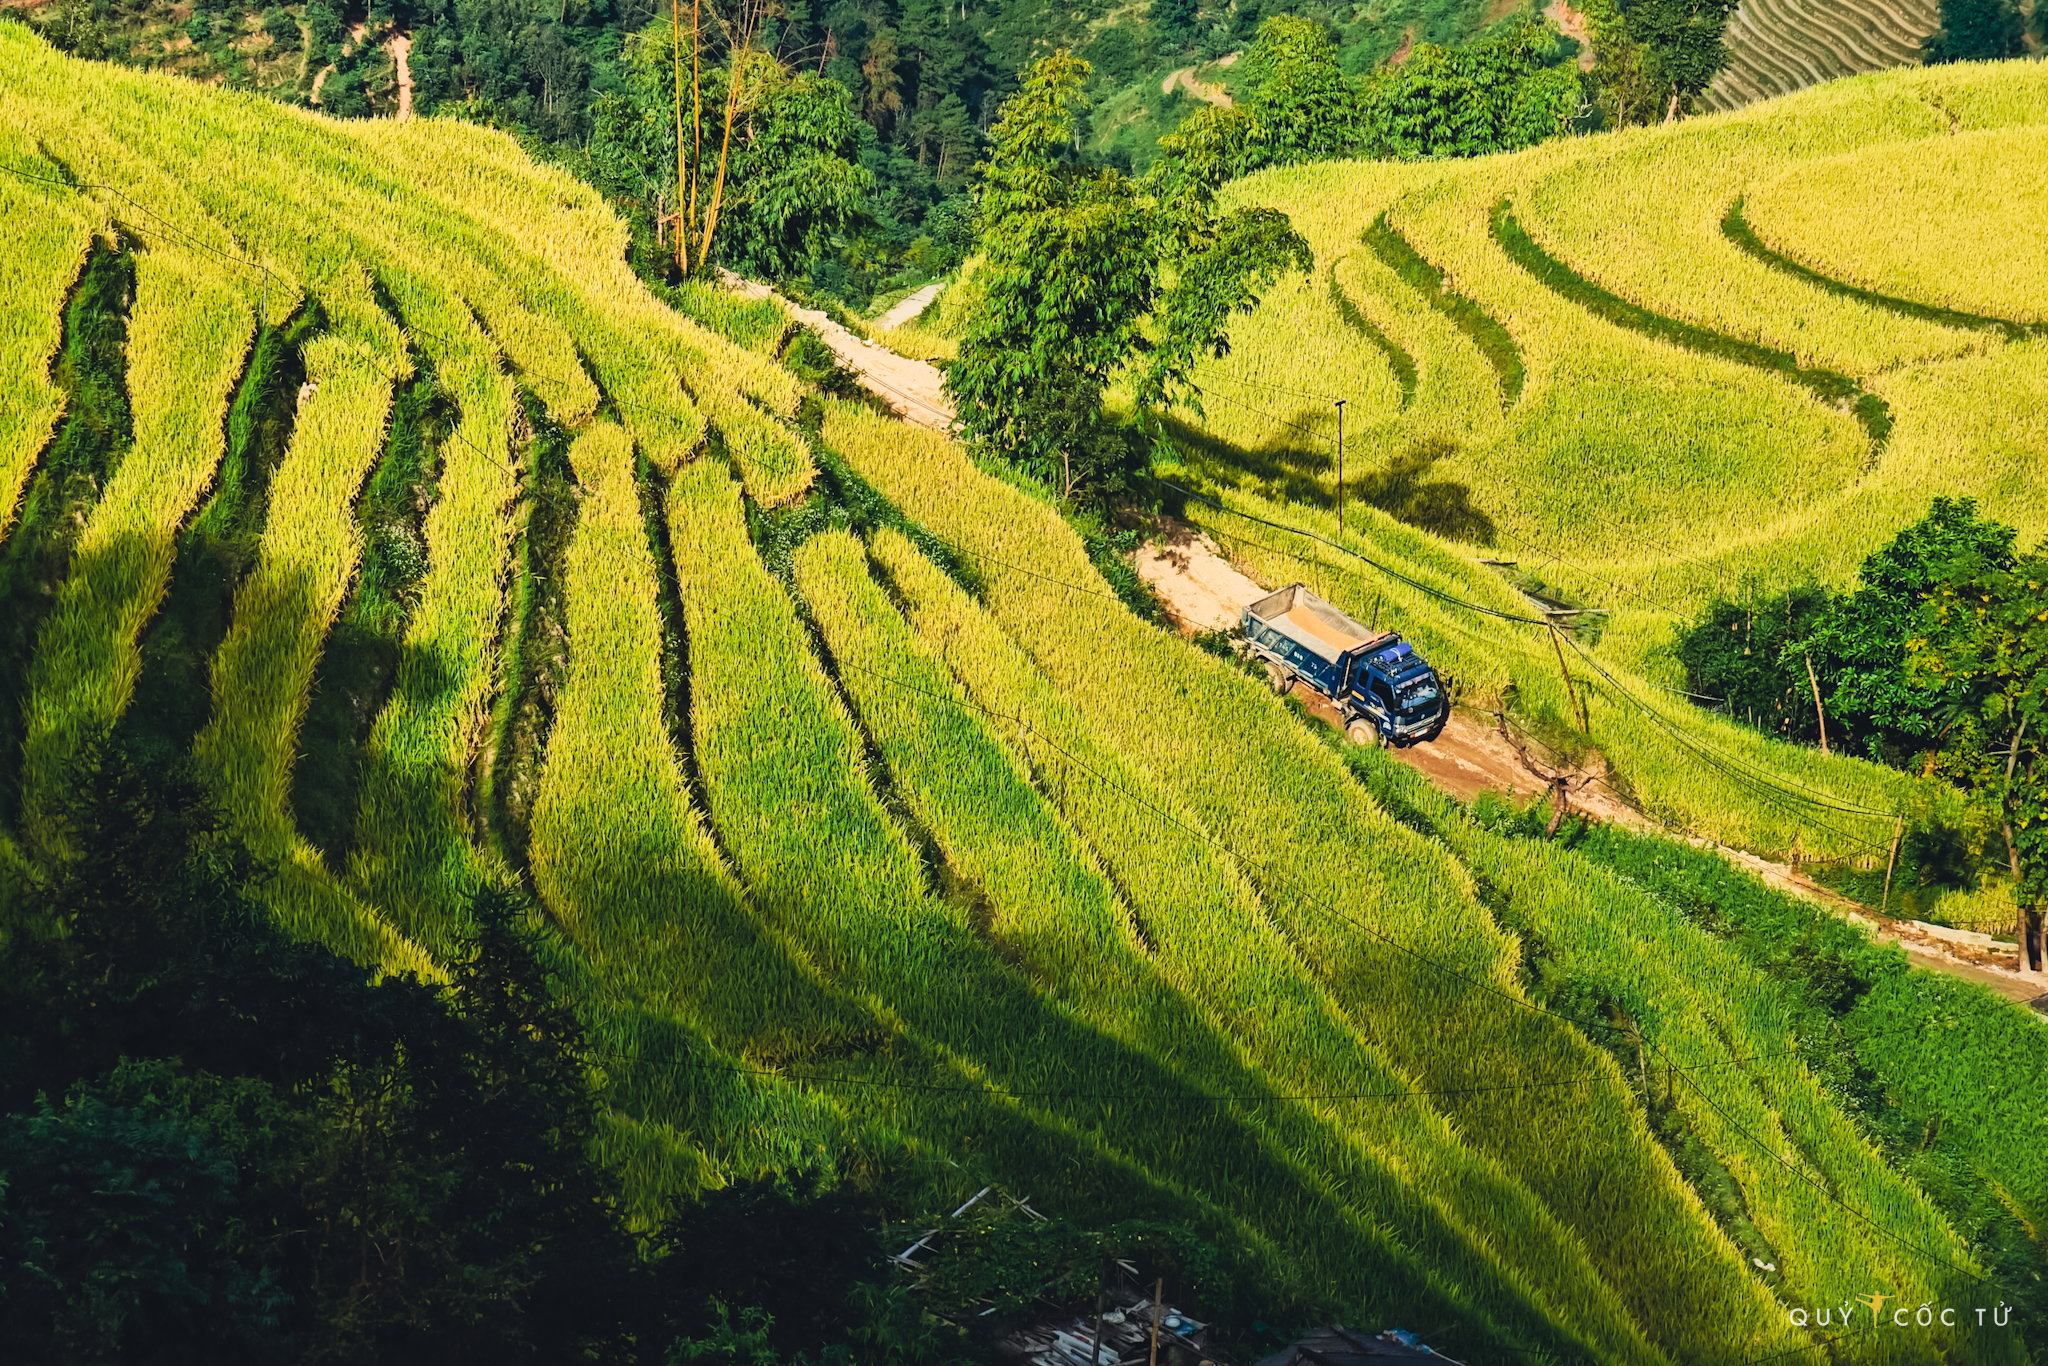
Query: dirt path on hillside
720 271 953 428
1133 519 2048 1004
1161 66 1234 107
1543 1 1599 69
875 282 942 330
389 32 413 118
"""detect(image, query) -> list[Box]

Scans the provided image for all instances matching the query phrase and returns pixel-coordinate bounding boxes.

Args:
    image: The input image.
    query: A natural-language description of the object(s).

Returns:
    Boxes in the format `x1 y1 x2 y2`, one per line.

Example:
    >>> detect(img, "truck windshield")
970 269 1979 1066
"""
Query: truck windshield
1397 676 1438 709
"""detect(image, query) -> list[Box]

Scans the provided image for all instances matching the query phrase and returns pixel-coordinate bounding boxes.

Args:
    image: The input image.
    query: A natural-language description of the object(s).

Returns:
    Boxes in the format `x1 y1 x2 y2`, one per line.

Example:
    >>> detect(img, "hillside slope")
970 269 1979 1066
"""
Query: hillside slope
0 28 2037 1363
1155 60 2046 862
1702 0 1940 112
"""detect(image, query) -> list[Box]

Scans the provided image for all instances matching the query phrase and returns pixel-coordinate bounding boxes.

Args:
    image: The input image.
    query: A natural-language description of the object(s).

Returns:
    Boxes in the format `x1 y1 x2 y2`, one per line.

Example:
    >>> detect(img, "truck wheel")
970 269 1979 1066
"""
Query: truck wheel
1265 663 1291 696
1346 719 1375 746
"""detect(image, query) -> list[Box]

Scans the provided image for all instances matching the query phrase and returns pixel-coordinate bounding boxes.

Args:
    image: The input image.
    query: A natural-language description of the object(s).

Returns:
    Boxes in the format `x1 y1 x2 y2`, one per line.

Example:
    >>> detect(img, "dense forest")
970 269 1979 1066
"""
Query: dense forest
18 0 1736 310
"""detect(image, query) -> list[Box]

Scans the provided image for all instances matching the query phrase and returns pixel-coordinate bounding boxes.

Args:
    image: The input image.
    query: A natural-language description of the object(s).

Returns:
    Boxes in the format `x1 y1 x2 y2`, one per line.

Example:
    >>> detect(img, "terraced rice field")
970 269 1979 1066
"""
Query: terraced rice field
0 26 2039 1363
1700 0 1939 112
1154 61 2048 863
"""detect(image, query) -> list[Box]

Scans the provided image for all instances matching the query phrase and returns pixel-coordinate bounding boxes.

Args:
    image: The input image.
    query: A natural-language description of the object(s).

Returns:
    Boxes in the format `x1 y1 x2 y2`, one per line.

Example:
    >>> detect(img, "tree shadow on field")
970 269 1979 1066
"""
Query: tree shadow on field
1163 414 1497 546
723 818 1592 1360
336 638 473 955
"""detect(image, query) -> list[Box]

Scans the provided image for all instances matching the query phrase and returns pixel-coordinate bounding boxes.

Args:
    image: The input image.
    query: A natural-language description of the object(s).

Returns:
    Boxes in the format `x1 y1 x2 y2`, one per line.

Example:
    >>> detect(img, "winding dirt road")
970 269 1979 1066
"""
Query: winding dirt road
1133 519 2047 1004
719 272 953 428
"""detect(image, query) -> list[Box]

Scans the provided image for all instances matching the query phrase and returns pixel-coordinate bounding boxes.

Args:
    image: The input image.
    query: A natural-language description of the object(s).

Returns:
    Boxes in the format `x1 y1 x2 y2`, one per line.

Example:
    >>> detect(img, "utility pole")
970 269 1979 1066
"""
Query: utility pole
1548 623 1588 733
1881 813 1904 916
1149 1279 1163 1366
1334 398 1346 534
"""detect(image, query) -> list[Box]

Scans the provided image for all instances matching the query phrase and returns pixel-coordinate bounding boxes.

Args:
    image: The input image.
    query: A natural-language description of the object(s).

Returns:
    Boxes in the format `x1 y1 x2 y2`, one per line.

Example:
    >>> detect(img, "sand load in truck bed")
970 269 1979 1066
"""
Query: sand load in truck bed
1279 604 1373 657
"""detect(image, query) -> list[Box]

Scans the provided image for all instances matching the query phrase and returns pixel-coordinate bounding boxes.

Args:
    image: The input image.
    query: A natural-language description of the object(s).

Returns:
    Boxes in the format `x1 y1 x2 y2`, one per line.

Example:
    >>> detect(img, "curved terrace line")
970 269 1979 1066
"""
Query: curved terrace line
1326 255 1418 410
1722 197 2046 342
1488 197 1892 453
1361 211 1524 408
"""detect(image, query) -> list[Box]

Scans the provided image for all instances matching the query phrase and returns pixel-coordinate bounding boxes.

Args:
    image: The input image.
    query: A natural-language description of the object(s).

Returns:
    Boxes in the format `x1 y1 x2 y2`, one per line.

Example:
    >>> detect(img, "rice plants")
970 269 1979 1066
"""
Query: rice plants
1171 472 1905 856
1513 88 1974 379
850 527 1667 1364
345 280 521 945
16 241 253 852
362 118 814 503
0 177 98 541
185 265 432 976
672 461 1555 1356
523 423 847 1046
1742 125 2048 327
0 234 134 834
820 401 1804 1363
1348 753 2009 1363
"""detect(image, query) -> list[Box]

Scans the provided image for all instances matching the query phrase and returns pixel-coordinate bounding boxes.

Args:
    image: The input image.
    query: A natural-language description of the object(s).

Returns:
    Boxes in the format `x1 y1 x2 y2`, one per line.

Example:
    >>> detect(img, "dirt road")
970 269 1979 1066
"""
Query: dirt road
1161 65 1234 107
875 282 942 330
390 32 413 119
722 272 953 429
1134 519 2048 1003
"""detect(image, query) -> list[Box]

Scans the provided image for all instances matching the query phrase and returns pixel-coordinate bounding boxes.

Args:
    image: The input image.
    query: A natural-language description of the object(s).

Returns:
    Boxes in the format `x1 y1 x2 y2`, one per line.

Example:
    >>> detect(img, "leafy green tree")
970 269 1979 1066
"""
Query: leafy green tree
1235 16 1358 166
1151 0 1200 54
1923 0 2026 61
1585 0 1736 122
946 50 1310 500
1800 497 2018 757
726 74 875 278
262 6 299 50
0 1082 288 1361
1360 17 1584 157
1908 539 2048 957
1675 584 1834 744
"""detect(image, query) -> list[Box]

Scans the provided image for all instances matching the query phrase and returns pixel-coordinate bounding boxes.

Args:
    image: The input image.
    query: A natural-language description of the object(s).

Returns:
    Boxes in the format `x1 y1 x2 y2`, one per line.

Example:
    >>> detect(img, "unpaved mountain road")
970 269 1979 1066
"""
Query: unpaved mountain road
722 272 953 428
874 282 942 330
1132 519 2047 1004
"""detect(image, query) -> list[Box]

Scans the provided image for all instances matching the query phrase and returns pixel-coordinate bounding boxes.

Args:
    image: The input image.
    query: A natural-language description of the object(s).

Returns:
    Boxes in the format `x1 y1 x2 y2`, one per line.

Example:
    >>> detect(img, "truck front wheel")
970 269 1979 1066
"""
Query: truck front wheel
1346 719 1378 747
1265 663 1292 696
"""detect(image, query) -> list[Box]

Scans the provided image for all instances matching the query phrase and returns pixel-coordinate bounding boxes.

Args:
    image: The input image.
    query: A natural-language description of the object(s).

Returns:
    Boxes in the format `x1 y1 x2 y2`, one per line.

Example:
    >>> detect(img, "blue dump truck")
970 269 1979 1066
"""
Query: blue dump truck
1242 583 1449 747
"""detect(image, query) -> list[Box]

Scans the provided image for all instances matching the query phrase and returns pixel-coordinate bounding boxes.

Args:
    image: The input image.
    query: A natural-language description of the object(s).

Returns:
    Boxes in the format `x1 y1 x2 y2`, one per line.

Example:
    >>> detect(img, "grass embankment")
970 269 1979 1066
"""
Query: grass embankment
1741 120 2048 328
121 303 320 767
290 344 454 867
518 422 867 1210
822 401 1806 1363
1201 72 2048 628
345 279 521 941
1721 199 2040 342
1326 257 1416 409
1554 818 2048 1320
17 240 255 854
1362 209 1524 407
1512 92 1976 379
1489 199 1892 450
0 174 99 539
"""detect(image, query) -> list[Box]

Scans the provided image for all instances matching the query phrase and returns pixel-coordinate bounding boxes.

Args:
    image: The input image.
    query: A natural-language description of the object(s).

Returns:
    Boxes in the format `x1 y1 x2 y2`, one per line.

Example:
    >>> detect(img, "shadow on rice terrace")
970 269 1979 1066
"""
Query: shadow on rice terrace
1160 416 1499 548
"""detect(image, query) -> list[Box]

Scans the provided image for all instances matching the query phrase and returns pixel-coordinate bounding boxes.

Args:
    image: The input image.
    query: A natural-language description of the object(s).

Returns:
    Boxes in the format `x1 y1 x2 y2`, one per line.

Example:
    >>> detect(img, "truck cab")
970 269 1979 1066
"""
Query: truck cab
1241 583 1449 747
